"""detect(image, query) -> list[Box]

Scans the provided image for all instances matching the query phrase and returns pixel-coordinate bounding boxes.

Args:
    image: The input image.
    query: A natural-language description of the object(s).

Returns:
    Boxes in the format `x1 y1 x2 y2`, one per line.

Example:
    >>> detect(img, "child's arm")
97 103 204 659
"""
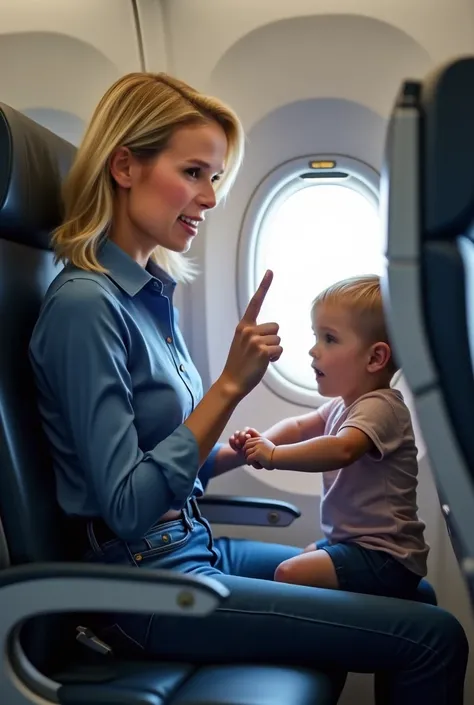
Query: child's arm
268 409 327 444
230 409 327 451
244 426 373 472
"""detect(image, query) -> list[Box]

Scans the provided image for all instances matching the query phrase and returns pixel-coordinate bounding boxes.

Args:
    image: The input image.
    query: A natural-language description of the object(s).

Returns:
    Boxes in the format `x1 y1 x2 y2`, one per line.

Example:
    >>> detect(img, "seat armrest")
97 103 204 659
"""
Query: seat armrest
197 496 301 526
0 563 228 620
0 563 229 705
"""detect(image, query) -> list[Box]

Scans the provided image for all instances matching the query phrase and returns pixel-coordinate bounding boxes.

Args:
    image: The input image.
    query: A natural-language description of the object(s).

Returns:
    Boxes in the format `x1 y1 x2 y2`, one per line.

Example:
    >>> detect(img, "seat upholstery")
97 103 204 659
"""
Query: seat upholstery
0 102 343 704
58 662 339 705
381 55 474 607
0 105 71 566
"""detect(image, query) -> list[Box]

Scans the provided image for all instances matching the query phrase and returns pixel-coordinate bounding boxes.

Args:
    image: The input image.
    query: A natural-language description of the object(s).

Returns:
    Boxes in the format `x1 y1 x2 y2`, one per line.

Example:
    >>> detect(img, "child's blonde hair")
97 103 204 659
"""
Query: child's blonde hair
312 275 398 374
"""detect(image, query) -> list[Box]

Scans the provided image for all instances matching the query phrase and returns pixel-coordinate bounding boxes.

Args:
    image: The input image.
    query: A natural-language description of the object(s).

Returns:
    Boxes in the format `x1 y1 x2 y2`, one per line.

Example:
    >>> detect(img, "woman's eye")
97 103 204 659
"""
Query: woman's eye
186 168 221 186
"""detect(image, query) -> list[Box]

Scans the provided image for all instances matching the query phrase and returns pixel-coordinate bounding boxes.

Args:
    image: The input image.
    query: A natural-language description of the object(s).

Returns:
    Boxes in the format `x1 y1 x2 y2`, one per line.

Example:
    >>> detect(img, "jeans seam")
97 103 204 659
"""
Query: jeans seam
216 605 450 701
215 606 442 657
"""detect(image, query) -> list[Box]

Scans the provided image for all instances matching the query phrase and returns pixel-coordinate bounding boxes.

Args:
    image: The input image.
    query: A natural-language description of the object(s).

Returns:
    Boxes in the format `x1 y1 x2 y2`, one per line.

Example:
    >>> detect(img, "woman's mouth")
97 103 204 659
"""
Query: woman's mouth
178 214 199 236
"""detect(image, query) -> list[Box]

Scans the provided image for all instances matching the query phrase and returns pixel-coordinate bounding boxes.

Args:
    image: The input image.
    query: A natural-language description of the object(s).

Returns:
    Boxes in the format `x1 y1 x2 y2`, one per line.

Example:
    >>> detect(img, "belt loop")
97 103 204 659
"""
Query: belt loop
182 500 194 531
190 497 202 519
87 520 104 556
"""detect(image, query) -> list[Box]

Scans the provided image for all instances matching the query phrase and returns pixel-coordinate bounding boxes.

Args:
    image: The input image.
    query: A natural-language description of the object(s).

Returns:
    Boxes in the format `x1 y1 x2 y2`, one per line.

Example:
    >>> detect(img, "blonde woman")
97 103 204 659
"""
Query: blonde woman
29 73 467 705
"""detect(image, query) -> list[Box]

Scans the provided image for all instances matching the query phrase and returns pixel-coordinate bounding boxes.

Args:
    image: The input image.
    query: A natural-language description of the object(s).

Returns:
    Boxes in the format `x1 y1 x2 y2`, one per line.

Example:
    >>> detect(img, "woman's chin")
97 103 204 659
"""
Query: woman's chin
181 238 194 253
161 236 194 254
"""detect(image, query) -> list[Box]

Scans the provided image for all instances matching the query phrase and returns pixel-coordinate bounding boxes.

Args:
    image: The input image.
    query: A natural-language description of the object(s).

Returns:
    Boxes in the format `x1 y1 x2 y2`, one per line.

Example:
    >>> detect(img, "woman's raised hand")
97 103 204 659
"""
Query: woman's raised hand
220 271 282 399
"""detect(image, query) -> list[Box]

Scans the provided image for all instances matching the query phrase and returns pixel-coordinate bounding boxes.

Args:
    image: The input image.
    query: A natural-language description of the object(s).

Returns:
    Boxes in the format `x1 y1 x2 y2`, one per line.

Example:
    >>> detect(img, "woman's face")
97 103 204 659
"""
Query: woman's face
110 121 228 263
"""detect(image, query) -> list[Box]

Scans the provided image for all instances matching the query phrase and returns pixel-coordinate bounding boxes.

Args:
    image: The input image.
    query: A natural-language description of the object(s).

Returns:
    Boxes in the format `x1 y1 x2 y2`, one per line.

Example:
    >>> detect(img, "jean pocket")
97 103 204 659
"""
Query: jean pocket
126 520 192 565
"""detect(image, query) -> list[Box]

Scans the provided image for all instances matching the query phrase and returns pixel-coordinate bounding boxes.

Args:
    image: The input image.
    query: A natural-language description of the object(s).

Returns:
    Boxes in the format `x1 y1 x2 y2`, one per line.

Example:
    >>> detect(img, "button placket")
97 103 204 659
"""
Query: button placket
155 289 197 411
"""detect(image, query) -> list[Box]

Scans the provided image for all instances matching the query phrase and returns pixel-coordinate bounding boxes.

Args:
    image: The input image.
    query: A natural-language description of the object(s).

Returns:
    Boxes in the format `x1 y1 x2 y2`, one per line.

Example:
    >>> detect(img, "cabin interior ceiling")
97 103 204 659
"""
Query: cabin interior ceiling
0 0 471 150
1 2 474 703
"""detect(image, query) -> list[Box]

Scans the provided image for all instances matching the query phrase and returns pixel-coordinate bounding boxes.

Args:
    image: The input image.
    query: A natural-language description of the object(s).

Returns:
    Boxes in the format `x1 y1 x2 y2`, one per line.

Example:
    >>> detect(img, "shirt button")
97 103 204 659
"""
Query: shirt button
166 336 172 344
179 364 185 372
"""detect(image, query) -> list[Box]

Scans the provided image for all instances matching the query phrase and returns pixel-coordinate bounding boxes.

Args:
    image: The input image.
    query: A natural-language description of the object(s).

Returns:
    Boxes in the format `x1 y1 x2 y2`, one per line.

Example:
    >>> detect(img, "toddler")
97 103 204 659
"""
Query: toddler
230 275 429 598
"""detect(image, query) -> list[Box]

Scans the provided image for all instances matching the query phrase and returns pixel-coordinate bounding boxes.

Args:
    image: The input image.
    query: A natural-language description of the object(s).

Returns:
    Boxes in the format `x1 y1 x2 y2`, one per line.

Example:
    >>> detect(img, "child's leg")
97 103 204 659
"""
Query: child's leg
302 541 317 553
275 541 422 598
274 549 340 589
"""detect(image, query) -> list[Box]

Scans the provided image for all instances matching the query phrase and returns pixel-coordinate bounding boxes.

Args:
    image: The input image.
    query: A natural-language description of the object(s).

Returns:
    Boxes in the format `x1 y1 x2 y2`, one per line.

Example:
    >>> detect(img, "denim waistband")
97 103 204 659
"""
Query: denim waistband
69 497 202 557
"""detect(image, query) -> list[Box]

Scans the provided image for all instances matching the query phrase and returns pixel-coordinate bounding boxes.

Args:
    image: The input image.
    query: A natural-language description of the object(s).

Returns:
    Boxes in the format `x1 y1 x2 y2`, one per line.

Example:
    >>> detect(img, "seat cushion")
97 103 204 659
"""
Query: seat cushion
171 664 342 705
57 661 343 705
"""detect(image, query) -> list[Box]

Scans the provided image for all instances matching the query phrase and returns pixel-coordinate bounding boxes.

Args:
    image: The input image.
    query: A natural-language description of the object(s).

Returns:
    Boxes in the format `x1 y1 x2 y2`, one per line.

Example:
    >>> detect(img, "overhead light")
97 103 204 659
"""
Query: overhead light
309 160 336 169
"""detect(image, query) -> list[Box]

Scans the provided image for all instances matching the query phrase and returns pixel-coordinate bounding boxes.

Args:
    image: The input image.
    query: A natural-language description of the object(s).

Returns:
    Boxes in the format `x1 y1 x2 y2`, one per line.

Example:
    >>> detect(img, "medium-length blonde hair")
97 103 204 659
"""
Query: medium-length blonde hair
52 72 245 282
312 274 398 373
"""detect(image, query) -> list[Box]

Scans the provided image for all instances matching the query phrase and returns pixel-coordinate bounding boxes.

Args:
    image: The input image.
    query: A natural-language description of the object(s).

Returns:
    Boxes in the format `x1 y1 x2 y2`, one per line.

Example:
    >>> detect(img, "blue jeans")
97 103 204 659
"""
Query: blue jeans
316 538 422 598
84 499 468 705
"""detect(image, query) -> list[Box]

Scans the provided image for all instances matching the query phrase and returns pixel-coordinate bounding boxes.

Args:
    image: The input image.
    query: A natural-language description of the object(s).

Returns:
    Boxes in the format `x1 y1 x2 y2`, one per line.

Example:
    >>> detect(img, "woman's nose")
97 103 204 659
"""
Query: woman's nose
199 182 217 210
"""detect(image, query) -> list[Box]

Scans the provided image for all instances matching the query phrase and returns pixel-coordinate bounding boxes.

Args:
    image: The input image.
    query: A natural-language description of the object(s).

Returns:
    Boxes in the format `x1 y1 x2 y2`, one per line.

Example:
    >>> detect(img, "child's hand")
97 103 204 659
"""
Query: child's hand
244 436 276 470
229 427 260 453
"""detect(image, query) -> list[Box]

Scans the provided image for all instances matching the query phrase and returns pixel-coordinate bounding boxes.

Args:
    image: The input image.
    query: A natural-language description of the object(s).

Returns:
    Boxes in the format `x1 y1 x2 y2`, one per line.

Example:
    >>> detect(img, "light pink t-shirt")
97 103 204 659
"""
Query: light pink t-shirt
318 388 429 576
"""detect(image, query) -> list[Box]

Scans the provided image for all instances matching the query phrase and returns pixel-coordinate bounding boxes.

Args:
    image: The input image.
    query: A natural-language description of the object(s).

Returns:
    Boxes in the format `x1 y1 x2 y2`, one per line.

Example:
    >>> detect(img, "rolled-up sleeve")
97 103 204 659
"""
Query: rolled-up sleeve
198 443 222 490
32 279 200 540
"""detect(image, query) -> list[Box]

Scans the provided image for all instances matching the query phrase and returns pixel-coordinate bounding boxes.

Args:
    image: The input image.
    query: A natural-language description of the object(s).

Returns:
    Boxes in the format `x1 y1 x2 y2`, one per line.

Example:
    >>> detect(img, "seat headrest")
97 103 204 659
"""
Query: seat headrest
419 56 474 238
0 103 76 250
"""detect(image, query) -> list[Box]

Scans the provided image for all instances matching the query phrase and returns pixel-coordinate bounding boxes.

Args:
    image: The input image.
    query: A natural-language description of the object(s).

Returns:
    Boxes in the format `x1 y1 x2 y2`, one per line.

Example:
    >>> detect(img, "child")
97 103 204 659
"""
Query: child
230 275 429 599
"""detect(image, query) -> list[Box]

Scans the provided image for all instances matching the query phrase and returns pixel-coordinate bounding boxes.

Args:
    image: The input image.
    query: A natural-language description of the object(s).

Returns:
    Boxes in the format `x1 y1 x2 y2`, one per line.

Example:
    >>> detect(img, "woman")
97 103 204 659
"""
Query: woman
29 72 468 704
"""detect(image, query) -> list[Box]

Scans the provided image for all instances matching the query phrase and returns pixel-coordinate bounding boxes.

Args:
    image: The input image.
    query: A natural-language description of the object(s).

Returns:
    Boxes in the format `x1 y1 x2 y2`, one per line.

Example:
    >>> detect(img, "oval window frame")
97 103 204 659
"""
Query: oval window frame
237 155 380 408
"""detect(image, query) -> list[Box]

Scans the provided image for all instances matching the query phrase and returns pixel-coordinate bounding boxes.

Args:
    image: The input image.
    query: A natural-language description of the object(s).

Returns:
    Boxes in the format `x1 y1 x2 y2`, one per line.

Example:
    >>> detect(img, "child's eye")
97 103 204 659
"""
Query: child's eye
325 334 336 343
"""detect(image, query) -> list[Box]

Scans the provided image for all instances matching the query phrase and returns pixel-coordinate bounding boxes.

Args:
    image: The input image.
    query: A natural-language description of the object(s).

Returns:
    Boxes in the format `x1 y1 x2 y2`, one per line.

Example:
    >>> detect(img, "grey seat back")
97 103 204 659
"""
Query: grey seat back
0 102 77 671
381 55 474 606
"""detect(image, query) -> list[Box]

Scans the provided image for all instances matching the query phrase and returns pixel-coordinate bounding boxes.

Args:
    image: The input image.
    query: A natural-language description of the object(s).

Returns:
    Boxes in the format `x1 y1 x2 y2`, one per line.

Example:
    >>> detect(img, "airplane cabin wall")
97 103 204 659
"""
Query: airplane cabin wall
158 3 474 702
0 1 473 702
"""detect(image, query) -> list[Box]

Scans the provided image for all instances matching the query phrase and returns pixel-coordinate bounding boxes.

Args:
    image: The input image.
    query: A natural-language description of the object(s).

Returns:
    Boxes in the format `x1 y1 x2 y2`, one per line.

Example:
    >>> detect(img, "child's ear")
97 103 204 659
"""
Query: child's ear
367 342 391 373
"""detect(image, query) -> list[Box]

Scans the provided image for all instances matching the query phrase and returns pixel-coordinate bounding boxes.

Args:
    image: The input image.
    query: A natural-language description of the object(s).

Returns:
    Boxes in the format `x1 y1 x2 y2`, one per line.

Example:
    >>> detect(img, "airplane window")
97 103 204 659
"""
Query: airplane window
239 156 381 406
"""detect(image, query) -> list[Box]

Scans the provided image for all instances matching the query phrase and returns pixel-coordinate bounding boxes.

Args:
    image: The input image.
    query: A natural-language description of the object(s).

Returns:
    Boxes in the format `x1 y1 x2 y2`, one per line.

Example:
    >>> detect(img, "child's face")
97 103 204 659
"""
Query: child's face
309 303 374 405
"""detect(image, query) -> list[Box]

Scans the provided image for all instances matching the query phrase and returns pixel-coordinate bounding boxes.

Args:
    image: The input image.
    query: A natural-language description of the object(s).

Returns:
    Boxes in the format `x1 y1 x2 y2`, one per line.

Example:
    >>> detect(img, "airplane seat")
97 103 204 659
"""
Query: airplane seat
0 103 79 680
0 103 344 704
381 54 474 608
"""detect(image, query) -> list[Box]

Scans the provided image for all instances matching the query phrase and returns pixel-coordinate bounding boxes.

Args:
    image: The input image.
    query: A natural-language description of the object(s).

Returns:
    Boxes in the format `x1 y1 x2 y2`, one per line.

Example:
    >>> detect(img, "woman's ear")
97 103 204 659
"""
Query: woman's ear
367 342 392 374
109 146 134 189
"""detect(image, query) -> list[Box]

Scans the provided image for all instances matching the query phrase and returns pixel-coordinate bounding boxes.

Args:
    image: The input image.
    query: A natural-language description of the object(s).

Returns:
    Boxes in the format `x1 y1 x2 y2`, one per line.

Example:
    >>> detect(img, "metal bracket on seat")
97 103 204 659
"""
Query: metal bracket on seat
76 626 113 657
